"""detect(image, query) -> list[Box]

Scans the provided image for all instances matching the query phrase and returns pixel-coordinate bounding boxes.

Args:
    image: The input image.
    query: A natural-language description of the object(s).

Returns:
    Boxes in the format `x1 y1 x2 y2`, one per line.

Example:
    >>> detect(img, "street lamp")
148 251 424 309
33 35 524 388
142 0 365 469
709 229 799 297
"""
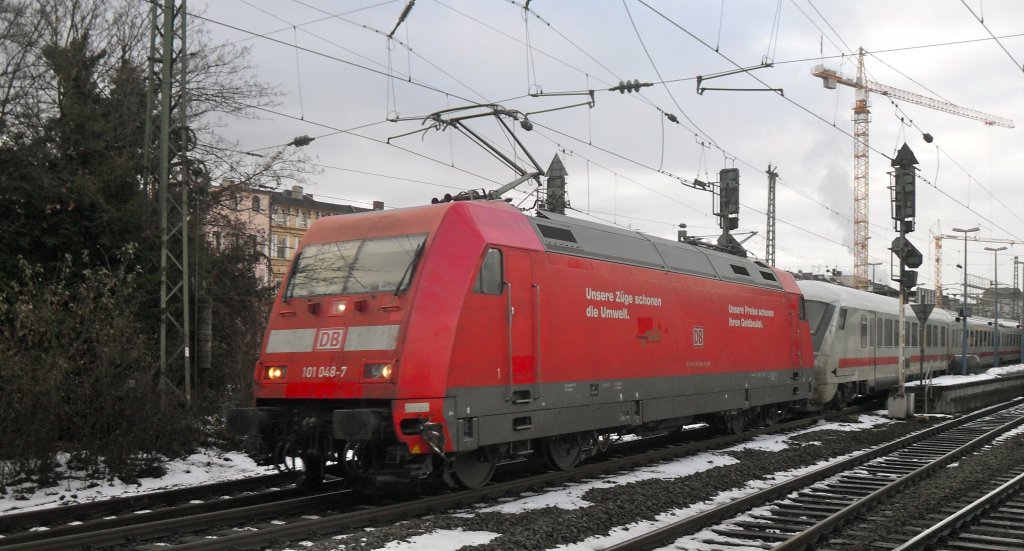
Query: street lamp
985 246 1008 367
953 226 979 375
868 261 882 289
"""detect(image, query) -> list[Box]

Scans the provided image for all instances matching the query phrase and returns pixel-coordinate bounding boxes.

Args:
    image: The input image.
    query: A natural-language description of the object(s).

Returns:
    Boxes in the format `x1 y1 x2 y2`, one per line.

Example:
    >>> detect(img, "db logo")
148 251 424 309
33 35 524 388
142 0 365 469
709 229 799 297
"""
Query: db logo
315 328 345 351
692 326 705 348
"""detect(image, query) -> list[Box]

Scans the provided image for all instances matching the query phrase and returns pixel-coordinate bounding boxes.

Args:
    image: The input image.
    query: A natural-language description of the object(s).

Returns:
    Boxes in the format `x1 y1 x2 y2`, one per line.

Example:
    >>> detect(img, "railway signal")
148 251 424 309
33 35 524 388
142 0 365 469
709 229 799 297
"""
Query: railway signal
890 144 921 292
889 143 920 418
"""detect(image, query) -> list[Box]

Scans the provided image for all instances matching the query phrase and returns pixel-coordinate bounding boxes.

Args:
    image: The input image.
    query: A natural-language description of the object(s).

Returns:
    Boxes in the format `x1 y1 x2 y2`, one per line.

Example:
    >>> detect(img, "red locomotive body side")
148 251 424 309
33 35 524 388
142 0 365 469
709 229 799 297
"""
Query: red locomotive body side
231 200 815 488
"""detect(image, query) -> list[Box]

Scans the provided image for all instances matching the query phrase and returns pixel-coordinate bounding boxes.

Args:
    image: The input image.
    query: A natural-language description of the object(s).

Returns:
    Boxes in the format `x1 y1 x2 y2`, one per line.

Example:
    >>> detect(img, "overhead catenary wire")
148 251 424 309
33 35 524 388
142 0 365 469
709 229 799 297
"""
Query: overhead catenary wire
621 0 717 146
219 0 917 256
260 0 1011 253
199 0 1015 274
960 0 1024 75
634 1 1021 244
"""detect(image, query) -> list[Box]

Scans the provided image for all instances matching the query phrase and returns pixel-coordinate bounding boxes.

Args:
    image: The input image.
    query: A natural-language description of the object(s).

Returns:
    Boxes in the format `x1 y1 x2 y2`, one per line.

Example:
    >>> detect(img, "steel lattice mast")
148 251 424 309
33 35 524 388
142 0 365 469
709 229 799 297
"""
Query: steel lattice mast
765 165 778 266
145 0 192 406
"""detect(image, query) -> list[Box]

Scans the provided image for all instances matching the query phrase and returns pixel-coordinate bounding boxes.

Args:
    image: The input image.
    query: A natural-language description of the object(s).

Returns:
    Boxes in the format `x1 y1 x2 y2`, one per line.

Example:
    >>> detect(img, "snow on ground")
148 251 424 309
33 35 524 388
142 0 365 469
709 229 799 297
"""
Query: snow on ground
549 427 908 551
2 365 1020 546
337 529 502 550
0 449 276 515
476 412 895 516
908 362 1024 387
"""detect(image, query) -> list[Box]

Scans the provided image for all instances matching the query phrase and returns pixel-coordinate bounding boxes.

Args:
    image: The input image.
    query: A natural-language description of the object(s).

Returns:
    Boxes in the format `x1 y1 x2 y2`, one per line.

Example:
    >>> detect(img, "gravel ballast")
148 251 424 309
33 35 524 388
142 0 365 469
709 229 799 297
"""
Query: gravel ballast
283 413 935 551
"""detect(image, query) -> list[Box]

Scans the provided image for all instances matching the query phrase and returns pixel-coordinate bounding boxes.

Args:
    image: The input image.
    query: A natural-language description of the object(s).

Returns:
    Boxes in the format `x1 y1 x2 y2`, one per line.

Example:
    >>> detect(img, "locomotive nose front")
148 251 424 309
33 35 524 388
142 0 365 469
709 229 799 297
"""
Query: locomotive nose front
230 232 429 486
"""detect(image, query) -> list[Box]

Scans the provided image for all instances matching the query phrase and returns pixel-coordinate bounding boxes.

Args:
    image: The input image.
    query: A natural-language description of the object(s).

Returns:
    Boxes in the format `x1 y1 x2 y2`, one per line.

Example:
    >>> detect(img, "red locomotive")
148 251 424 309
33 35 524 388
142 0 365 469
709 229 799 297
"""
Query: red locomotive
229 200 816 488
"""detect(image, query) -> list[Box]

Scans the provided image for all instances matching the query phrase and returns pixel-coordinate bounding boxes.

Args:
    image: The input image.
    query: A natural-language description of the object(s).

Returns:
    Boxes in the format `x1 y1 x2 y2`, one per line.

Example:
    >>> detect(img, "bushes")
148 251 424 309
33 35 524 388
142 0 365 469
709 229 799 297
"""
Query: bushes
0 253 195 487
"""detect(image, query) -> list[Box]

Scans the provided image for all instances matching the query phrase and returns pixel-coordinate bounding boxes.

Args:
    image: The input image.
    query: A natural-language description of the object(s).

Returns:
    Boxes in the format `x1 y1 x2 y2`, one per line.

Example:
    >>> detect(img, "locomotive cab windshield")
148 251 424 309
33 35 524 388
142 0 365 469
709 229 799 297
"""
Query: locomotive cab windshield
286 233 427 298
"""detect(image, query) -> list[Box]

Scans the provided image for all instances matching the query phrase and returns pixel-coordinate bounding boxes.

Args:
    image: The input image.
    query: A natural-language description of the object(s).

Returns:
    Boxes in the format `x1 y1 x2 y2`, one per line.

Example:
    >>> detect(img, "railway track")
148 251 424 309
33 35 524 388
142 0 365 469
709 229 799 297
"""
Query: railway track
0 472 316 550
0 471 293 533
892 467 1024 551
605 398 1024 551
0 406 872 550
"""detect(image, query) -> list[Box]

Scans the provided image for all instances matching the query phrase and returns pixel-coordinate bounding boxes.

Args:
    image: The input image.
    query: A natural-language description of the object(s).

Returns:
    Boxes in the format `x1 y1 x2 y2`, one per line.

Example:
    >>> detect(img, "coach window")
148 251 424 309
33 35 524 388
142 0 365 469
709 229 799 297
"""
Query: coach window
884 319 893 347
860 315 868 348
911 323 918 347
473 248 503 295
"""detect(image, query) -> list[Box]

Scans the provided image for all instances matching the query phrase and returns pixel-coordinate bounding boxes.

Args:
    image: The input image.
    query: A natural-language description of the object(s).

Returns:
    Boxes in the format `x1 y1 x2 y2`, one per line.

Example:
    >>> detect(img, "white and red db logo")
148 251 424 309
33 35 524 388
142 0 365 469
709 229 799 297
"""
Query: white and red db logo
315 328 345 351
692 326 705 348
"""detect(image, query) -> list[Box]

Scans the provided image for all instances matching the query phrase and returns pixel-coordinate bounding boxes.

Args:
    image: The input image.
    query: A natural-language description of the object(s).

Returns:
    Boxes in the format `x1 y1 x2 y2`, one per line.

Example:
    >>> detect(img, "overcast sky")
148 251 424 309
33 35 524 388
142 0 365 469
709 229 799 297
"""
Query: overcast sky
194 0 1024 295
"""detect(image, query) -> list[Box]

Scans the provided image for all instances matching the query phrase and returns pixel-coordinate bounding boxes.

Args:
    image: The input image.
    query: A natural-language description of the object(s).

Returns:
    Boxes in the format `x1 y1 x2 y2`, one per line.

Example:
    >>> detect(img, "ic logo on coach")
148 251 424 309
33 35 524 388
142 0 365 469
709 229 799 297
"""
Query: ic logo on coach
315 328 345 351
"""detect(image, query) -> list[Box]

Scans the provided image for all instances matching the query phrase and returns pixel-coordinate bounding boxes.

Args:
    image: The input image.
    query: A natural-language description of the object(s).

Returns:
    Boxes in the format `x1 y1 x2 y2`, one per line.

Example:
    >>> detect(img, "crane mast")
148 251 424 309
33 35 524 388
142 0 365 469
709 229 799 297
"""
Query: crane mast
852 49 871 291
812 49 1014 293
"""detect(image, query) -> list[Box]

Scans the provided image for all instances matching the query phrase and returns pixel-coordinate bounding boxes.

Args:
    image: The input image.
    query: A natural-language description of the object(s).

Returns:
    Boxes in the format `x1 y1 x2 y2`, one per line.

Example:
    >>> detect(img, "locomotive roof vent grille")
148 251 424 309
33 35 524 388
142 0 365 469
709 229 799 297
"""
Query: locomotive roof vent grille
730 264 751 277
537 224 578 243
760 270 777 282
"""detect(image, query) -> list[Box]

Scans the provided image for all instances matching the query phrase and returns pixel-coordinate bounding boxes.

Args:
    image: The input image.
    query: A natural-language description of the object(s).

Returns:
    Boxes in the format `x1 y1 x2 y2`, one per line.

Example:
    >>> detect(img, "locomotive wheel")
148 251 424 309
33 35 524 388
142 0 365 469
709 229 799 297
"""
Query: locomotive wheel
449 449 497 489
762 405 783 426
297 452 325 489
543 433 583 471
340 442 365 476
722 413 746 434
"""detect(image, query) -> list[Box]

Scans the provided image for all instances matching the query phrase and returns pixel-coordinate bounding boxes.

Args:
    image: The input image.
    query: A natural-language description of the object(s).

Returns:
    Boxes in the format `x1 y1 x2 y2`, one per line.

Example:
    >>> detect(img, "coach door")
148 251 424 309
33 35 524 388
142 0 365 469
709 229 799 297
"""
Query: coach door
871 312 881 381
505 248 539 406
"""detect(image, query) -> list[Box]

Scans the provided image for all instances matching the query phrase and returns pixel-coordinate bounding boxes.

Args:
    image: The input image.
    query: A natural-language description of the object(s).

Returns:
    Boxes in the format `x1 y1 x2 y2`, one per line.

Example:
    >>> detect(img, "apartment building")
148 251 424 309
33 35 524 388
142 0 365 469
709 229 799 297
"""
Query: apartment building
215 182 382 283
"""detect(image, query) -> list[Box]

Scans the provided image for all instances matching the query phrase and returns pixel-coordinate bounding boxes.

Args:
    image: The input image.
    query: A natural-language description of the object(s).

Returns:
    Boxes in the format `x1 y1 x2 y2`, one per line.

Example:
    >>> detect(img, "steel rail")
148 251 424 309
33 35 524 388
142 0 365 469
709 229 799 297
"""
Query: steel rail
98 406 874 550
0 471 291 532
891 469 1024 550
773 403 1024 550
0 404 872 550
604 398 1023 551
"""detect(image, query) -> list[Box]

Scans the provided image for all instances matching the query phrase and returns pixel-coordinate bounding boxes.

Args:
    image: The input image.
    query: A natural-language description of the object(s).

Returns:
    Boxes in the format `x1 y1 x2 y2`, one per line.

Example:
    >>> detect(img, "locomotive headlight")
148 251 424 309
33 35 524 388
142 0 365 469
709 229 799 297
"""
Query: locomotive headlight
328 299 348 316
363 363 393 380
265 365 286 381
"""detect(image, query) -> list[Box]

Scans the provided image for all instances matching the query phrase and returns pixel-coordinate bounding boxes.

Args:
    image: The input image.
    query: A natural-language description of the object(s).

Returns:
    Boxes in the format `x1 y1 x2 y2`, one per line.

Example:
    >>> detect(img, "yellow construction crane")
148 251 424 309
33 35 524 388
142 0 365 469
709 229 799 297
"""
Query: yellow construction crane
933 233 1022 308
812 48 1014 291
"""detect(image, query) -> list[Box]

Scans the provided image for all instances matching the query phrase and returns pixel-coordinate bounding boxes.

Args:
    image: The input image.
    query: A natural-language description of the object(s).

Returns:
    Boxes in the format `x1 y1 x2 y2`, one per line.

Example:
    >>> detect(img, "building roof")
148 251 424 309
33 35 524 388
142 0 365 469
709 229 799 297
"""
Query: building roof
271 187 371 214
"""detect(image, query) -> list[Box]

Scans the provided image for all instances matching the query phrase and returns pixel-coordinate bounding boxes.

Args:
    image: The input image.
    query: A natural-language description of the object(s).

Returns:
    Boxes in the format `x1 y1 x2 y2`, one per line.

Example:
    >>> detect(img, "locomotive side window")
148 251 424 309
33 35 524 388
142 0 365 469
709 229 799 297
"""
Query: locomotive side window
473 248 503 295
837 308 847 330
860 315 868 348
